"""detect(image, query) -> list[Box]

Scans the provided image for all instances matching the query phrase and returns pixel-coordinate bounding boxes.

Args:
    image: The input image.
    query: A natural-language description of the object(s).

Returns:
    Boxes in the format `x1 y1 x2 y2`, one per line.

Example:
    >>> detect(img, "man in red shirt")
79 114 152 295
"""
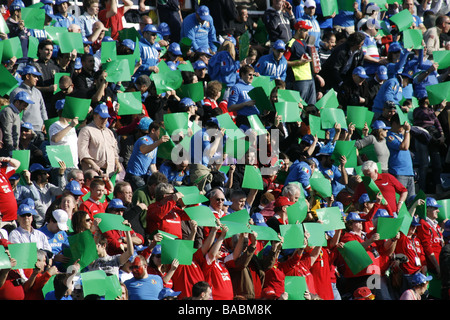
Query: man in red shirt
98 0 133 40
353 160 408 214
0 157 21 226
79 178 108 220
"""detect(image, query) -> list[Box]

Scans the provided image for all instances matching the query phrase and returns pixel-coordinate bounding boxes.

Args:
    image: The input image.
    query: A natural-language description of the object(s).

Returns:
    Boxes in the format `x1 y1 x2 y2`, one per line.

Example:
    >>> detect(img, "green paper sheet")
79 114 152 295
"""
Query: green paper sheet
177 60 194 72
58 31 84 54
156 128 176 160
376 216 404 240
338 240 373 275
361 176 385 203
321 107 347 129
397 203 413 236
285 276 307 300
437 199 450 222
303 222 327 246
280 224 305 249
414 189 427 219
332 140 356 168
220 209 251 225
403 28 423 50
315 206 346 231
45 26 68 45
103 58 131 83
359 144 379 162
223 136 249 160
175 186 208 205
251 75 274 96
248 86 274 112
161 238 194 265
337 0 355 11
247 114 268 136
0 64 18 96
239 30 250 61
425 81 450 105
242 165 264 190
8 242 37 269
286 200 308 224
46 145 74 168
2 37 23 61
81 270 107 297
96 212 133 233
315 88 339 109
277 89 307 106
157 230 179 241
0 247 11 270
163 112 189 137
346 106 374 130
183 205 217 227
176 82 204 102
275 101 302 122
22 7 45 30
118 27 140 41
389 9 414 31
253 18 268 45
116 54 137 76
101 40 117 64
321 0 338 16
250 225 280 241
61 96 91 121
27 36 39 60
216 113 246 140
117 91 143 116
150 60 183 94
0 14 10 34
104 274 123 300
12 149 30 173
310 177 332 198
371 0 388 11
309 114 326 139
433 50 450 69
66 230 99 269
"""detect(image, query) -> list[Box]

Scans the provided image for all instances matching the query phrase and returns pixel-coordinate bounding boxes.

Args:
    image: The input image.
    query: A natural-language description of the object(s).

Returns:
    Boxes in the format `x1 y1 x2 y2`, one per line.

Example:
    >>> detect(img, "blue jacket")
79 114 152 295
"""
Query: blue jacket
181 13 217 53
284 160 313 196
53 13 81 29
136 37 160 77
300 13 321 49
255 52 288 81
372 77 403 114
208 50 240 87
386 131 414 176
228 79 260 116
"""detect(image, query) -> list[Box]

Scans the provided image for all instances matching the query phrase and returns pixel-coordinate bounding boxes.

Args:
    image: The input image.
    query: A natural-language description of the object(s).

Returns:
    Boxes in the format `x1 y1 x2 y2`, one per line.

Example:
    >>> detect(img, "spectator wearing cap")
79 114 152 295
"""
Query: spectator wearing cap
254 40 288 81
78 103 121 175
125 121 169 190
159 287 181 300
352 286 375 300
385 42 410 79
98 0 133 40
299 0 321 49
375 100 397 127
263 0 296 44
366 65 388 107
63 180 84 200
355 120 390 173
386 113 415 198
285 20 323 105
9 204 52 252
412 57 447 102
400 272 432 300
353 160 408 215
416 197 445 277
53 0 81 28
360 18 387 75
136 24 160 78
316 145 348 197
10 65 48 141
440 219 450 300
162 42 183 65
193 59 210 90
337 66 371 109
38 209 70 266
181 5 217 54
48 99 79 169
266 196 295 233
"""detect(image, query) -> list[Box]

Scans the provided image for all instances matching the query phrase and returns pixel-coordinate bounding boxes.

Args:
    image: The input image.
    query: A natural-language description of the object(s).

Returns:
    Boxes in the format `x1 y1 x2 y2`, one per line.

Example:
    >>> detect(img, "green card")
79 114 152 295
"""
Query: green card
21 7 46 30
287 200 308 225
163 112 189 137
156 128 176 160
310 177 332 198
346 106 374 131
116 54 137 76
315 88 339 110
66 230 99 269
275 101 302 122
150 60 183 95
101 40 117 64
12 149 30 173
277 89 307 106
403 28 423 49
280 224 305 249
216 113 246 140
117 91 143 116
239 30 250 61
81 270 107 297
337 0 355 11
118 27 140 41
44 117 59 140
161 238 194 265
371 0 388 11
285 276 308 300
253 18 268 45
45 26 68 45
8 243 37 269
219 220 252 238
395 105 410 125
157 230 179 241
397 203 413 236
376 216 404 240
425 81 450 105
177 60 194 72
321 0 338 16
332 140 356 167
96 212 133 233
179 37 192 56
389 9 414 31
0 247 12 269
361 176 384 202
183 205 217 227
303 222 327 246
175 186 209 205
54 72 70 94
251 75 274 96
176 82 204 102
46 145 74 168
242 165 264 190
25 36 37 59
321 107 347 129
315 206 346 231
0 14 9 34
2 37 23 61
338 240 373 275
103 59 131 83
359 144 378 162
437 199 450 222
433 50 450 69
220 209 251 225
58 31 84 54
414 189 427 219
250 225 280 241
223 136 249 160
247 114 268 136
61 96 91 121
248 86 274 112
0 64 18 96
104 274 123 300
309 114 326 139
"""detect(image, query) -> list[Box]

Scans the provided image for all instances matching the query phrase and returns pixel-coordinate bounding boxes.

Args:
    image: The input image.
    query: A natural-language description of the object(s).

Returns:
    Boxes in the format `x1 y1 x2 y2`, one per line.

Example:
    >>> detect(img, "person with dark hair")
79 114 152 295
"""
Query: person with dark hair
423 14 450 58
190 281 212 300
72 54 96 99
262 0 296 44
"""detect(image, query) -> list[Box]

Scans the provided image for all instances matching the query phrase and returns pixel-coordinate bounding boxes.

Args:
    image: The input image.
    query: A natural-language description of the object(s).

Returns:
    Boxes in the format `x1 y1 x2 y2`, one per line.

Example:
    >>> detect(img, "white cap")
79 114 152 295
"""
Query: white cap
52 209 69 231
303 0 316 8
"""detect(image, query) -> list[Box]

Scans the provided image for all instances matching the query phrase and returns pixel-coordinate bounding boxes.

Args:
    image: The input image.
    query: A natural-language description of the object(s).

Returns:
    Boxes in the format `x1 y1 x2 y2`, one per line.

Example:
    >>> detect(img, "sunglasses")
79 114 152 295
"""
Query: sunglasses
215 198 225 202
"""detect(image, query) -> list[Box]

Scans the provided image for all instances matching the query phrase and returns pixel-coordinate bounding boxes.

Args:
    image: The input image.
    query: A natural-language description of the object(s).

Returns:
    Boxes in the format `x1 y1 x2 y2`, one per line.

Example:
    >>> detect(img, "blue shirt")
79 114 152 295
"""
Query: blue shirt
189 128 212 166
318 163 345 197
372 77 403 114
180 13 217 53
38 224 69 256
125 274 163 300
207 50 240 87
136 37 160 78
53 13 81 29
255 52 288 81
333 0 361 27
300 13 321 49
126 135 158 176
386 131 414 176
159 162 190 183
284 160 313 196
228 79 260 116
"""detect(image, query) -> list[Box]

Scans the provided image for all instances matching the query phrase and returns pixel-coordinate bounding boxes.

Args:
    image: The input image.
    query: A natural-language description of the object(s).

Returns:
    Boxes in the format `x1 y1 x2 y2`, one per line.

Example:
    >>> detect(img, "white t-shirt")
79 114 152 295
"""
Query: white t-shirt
48 120 79 167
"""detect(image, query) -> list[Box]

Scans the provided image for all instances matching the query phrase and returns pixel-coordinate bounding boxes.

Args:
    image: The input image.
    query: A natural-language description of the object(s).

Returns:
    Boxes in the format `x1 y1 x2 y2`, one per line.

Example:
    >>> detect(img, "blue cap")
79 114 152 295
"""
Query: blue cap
196 47 213 56
21 122 33 130
74 57 82 69
93 103 110 118
331 201 344 213
18 203 37 216
273 39 286 51
196 5 210 20
410 272 432 286
300 134 314 145
251 212 268 227
9 173 20 180
43 4 55 18
317 144 334 156
21 198 36 209
55 0 68 5
9 0 24 11
21 65 42 77
168 42 182 56
353 66 369 79
13 91 35 105
107 198 127 210
82 37 92 45
374 208 391 219
180 97 195 108
376 65 388 80
138 117 153 131
346 212 365 222
122 39 135 51
158 287 181 300
55 99 65 111
29 163 51 172
411 216 421 227
166 61 177 70
65 180 84 196
143 24 158 34
152 244 161 255
426 197 442 208
193 60 207 70
388 42 402 53
371 120 391 130
158 22 171 36
358 193 371 204
41 0 54 5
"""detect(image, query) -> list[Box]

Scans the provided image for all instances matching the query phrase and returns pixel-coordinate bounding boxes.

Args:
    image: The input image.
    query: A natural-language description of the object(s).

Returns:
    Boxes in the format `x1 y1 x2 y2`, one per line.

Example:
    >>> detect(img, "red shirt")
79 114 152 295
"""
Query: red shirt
171 249 205 299
262 265 285 298
309 248 334 300
102 229 144 256
279 252 317 295
203 254 234 300
146 199 184 239
0 165 17 221
79 198 108 221
395 233 426 275
23 269 53 300
416 217 443 272
0 270 25 300
98 6 125 40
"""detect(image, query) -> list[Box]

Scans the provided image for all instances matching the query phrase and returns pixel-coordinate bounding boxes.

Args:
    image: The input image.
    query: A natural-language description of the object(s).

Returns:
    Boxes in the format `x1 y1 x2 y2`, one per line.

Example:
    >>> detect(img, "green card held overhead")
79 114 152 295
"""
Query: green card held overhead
338 240 373 275
361 176 385 203
8 242 37 269
332 140 356 166
346 106 374 130
95 212 133 233
275 101 302 123
220 209 251 225
389 9 414 31
251 75 274 96
216 113 245 139
280 223 305 249
376 216 404 240
175 185 209 205
247 114 268 136
46 145 74 168
183 205 217 227
12 149 30 173
58 31 84 54
250 225 280 241
315 88 339 109
28 36 39 60
239 30 250 61
413 189 427 219
309 177 332 198
242 165 264 190
150 60 183 94
253 17 268 45
359 144 378 162
21 7 45 30
321 107 347 129
248 86 274 112
156 128 176 160
176 81 204 102
117 91 143 116
177 60 194 72
81 270 108 298
320 0 338 16
2 37 23 61
66 230 99 269
0 65 18 96
44 26 68 45
61 96 91 121
287 199 308 224
163 112 189 136
161 238 194 265
277 89 307 106
403 28 423 50
116 54 137 76
101 40 117 64
315 206 346 231
426 81 450 105
223 136 249 160
0 14 9 34
303 222 327 246
285 276 308 300
433 50 450 69
397 204 413 236
309 114 326 139
103 58 131 83
437 199 450 222
118 27 140 41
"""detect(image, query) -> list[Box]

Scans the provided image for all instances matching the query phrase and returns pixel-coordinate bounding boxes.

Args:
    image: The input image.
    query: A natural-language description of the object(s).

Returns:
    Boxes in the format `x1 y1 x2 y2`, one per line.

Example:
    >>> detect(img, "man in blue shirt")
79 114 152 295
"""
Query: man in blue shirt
136 24 160 78
284 158 317 197
255 40 288 81
372 72 412 116
181 5 217 54
126 122 169 190
333 0 362 33
53 0 81 28
316 145 348 197
159 159 190 185
125 254 164 300
300 0 321 49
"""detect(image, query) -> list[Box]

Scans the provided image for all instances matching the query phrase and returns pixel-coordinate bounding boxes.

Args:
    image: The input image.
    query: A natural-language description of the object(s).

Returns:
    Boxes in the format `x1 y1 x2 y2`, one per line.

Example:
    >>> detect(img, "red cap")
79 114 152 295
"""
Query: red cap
274 196 294 208
353 287 375 300
294 20 313 30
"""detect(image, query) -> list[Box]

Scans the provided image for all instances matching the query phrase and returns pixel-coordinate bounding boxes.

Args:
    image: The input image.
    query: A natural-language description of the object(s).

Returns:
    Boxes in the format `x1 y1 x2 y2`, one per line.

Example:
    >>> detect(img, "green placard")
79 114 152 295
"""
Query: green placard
274 101 302 123
247 114 268 136
337 0 355 11
346 106 374 131
338 240 373 275
278 89 307 106
12 149 30 173
433 50 450 69
425 81 450 106
403 28 423 50
160 238 194 265
239 30 250 61
0 247 12 270
242 165 264 190
0 14 10 34
250 225 280 241
309 114 326 139
287 200 308 224
177 60 194 72
315 88 339 110
437 199 450 222
310 177 332 198
216 113 246 140
376 216 404 240
118 27 140 41
280 224 305 249
8 243 37 269
321 0 338 16
45 26 68 45
117 91 143 115
285 276 308 300
175 186 209 205
183 205 217 227
163 112 189 137
21 7 46 30
251 75 274 96
321 107 347 129
58 31 84 54
103 59 131 83
315 206 346 231
46 145 74 168
248 86 274 112
61 96 91 121
303 222 327 246
2 37 23 61
150 60 183 94
389 9 414 31
101 41 117 64
29 36 41 59
0 64 18 96
397 203 413 236
66 230 99 269
81 270 107 297
96 212 133 233
176 82 204 102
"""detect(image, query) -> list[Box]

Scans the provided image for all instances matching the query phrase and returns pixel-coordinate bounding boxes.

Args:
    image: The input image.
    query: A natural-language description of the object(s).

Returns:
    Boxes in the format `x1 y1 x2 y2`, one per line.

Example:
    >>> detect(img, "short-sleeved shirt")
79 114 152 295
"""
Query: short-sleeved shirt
126 135 157 176
386 131 414 176
98 6 125 40
125 274 164 300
